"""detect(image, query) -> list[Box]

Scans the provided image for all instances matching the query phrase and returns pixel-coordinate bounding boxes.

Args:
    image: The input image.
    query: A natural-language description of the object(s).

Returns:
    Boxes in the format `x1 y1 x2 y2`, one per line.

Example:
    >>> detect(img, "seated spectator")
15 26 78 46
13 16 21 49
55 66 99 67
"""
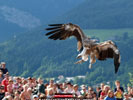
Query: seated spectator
20 85 32 100
47 88 54 99
123 92 132 100
93 92 98 100
33 95 39 100
80 85 87 98
57 83 64 93
114 80 124 100
71 84 81 98
127 87 133 98
100 85 110 100
64 82 73 93
39 93 46 99
46 79 54 95
2 95 13 100
86 93 93 99
0 62 8 75
27 77 34 89
0 85 5 100
104 90 116 100
7 79 14 95
14 91 20 100
96 86 101 98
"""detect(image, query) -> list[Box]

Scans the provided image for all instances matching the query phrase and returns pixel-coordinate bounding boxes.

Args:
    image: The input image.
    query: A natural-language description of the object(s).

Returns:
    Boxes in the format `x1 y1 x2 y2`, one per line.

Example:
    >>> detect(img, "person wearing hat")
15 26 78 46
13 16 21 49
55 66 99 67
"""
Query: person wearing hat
71 84 81 98
0 62 8 75
64 82 73 93
33 95 39 100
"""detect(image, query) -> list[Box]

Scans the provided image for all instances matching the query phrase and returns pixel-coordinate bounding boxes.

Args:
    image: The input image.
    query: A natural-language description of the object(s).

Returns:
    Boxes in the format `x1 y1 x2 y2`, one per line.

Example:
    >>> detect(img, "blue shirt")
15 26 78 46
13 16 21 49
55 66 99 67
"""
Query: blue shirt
104 96 116 100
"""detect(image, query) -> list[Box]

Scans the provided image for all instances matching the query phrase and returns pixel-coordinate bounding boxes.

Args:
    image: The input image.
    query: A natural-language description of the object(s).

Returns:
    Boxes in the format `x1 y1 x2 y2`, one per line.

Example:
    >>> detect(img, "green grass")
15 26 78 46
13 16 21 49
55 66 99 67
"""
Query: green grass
83 28 133 41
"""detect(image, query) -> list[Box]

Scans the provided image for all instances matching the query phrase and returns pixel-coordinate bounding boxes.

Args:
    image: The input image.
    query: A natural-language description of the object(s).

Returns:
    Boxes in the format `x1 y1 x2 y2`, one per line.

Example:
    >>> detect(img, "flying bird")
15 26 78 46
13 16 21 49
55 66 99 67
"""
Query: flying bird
76 40 120 73
45 23 120 73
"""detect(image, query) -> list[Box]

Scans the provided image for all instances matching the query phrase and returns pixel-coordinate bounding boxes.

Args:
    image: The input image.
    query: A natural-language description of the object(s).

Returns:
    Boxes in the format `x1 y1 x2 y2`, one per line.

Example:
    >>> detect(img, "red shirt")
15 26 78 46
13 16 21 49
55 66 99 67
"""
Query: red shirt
2 79 9 92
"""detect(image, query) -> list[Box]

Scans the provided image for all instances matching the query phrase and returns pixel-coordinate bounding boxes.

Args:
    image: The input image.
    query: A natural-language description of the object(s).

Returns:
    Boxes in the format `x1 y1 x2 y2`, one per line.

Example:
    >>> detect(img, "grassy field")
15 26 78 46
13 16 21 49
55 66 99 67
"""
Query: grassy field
83 28 133 41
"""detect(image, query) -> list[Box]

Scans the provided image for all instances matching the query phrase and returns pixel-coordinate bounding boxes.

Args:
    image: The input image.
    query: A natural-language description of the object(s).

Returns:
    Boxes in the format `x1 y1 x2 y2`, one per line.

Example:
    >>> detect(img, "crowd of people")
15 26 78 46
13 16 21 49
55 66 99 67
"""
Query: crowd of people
0 62 132 100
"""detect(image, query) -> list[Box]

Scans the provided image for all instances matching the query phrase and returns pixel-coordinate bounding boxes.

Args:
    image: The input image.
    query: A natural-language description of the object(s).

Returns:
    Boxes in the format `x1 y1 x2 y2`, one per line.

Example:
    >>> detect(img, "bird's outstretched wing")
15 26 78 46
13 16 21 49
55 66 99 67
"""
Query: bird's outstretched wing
96 41 120 73
45 23 86 51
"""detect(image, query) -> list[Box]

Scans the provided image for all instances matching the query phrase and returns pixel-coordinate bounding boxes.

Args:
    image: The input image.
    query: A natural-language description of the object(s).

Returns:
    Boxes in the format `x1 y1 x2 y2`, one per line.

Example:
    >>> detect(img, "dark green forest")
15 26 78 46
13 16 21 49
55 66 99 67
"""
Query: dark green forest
0 28 133 86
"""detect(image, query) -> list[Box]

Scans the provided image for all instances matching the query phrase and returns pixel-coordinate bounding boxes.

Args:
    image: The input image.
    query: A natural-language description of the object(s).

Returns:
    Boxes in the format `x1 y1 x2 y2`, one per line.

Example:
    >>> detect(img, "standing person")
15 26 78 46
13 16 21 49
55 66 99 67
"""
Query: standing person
2 73 9 92
37 78 45 95
0 62 8 75
104 90 116 100
114 80 124 100
0 70 4 84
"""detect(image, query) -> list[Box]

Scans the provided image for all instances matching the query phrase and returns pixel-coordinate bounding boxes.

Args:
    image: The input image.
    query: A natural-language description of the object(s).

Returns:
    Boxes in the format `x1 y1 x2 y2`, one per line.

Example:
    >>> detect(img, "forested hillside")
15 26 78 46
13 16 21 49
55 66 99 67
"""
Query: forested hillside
0 0 84 42
55 0 133 29
0 27 132 85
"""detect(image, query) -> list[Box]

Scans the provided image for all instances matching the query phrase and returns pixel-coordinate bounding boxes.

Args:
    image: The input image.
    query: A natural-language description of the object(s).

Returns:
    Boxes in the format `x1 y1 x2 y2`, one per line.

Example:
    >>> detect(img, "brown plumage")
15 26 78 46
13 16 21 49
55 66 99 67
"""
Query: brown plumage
45 23 120 74
76 40 120 73
45 23 95 52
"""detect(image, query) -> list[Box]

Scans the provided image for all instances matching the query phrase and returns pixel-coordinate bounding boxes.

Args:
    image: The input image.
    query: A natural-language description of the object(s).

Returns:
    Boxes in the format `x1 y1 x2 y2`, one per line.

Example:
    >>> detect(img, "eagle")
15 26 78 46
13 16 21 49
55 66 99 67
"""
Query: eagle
45 23 120 73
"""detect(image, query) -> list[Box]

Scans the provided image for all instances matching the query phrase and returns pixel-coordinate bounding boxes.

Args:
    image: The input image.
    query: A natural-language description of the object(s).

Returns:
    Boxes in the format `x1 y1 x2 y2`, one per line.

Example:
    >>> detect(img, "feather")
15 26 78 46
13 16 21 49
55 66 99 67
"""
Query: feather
45 29 61 36
48 24 63 26
45 26 61 30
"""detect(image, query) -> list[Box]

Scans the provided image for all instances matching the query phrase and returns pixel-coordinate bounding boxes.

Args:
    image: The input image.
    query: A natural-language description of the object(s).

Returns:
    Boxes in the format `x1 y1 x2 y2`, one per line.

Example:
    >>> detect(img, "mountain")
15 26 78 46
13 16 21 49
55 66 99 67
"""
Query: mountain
0 0 85 42
54 0 133 29
0 0 133 85
0 27 133 85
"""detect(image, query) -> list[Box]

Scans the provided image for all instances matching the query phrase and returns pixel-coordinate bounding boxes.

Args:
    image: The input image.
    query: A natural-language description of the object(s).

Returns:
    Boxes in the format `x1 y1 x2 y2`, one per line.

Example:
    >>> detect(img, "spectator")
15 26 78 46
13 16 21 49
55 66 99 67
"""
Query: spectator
98 83 105 99
100 85 110 100
47 88 54 99
39 93 46 99
64 82 73 93
123 92 132 100
80 85 87 98
2 73 9 92
13 77 22 92
0 62 8 75
127 87 133 98
96 86 101 98
0 70 4 84
33 95 39 100
104 90 116 100
14 91 20 100
20 85 31 100
71 84 81 98
27 77 34 89
47 79 54 90
114 80 124 100
37 78 45 95
0 85 5 100
7 79 14 95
